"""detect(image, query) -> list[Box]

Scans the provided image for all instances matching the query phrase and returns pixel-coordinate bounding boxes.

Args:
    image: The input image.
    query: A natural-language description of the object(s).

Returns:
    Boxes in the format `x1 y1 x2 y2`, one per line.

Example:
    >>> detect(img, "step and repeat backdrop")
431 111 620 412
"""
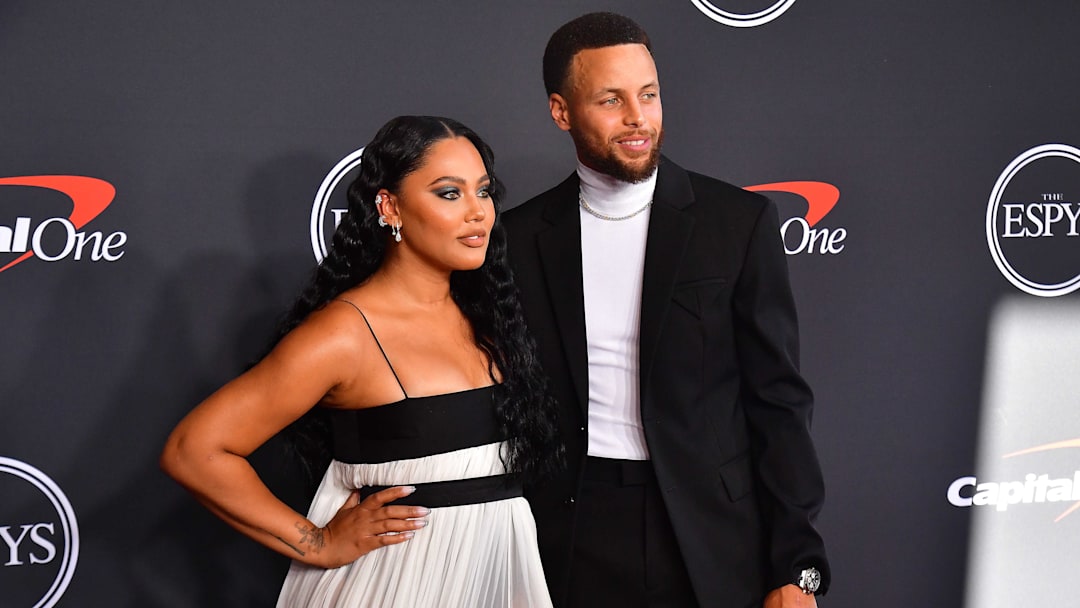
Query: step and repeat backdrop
3 2 1079 606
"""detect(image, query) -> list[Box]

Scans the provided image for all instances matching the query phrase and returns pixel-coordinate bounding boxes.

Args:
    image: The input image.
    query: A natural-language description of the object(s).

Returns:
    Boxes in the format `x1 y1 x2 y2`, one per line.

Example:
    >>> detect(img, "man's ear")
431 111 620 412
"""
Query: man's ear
549 93 572 132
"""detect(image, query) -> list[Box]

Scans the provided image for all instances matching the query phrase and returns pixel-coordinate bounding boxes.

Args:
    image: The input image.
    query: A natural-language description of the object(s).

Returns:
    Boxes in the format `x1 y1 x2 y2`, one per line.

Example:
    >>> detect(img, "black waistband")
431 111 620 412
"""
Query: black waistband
358 474 523 508
584 456 655 485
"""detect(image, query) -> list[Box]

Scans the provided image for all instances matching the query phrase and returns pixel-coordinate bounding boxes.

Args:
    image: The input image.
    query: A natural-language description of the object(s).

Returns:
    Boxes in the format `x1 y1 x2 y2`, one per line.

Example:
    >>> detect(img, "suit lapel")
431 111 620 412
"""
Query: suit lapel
640 159 696 402
537 174 590 414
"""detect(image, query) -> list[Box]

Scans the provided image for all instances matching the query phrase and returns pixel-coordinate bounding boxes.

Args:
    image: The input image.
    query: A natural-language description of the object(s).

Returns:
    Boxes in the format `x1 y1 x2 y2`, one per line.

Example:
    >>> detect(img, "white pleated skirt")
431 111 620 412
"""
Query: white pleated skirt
276 442 552 608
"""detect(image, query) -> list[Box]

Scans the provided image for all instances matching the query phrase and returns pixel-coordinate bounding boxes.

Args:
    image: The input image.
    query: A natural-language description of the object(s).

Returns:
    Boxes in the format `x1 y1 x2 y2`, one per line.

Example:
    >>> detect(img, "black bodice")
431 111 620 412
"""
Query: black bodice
327 385 506 464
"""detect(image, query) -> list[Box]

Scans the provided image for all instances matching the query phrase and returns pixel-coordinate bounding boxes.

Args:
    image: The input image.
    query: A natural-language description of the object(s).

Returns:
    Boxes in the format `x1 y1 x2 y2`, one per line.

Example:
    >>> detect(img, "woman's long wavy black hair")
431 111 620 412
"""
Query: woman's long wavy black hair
278 115 561 484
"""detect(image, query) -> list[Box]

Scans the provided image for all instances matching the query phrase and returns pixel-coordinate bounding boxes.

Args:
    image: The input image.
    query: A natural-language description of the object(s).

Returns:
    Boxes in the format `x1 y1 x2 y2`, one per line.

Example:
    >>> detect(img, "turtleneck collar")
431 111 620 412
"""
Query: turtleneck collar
576 161 658 217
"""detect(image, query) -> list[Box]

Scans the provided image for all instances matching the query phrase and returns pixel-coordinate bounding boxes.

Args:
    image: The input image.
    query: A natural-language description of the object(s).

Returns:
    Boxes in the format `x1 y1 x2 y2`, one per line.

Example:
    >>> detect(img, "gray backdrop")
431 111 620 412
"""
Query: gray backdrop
3 2 1080 606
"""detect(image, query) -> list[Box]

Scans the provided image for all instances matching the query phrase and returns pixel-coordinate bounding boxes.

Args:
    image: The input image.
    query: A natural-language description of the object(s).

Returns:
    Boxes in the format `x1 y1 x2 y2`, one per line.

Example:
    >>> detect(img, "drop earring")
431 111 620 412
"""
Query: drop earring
391 222 402 243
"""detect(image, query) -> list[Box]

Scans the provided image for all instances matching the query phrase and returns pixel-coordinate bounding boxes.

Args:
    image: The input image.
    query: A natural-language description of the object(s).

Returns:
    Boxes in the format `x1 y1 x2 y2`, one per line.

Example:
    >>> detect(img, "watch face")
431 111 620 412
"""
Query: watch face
799 568 821 593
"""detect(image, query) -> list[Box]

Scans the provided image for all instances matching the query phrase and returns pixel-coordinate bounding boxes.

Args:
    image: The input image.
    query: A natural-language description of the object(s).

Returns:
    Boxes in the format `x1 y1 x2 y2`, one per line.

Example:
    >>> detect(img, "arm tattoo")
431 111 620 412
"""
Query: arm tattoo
275 535 306 557
296 522 327 553
274 523 326 558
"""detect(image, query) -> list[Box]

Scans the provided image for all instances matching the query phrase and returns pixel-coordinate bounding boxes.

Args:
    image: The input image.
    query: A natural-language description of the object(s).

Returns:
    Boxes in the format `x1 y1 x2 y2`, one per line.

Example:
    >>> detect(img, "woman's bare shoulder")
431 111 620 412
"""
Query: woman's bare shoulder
286 298 375 358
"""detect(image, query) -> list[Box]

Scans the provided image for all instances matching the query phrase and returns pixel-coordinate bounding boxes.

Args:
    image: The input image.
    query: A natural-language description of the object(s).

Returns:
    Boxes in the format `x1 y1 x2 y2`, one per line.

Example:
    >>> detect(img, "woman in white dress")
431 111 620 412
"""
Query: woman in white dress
160 116 561 607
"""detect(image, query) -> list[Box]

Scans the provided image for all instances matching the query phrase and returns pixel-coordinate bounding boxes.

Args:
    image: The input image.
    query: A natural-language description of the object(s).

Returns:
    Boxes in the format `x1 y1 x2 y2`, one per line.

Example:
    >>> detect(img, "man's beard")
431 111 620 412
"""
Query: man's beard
573 128 664 184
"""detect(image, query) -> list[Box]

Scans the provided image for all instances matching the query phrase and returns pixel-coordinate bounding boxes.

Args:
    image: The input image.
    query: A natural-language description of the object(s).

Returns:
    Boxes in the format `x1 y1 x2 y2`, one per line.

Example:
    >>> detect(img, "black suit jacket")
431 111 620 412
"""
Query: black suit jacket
503 157 830 607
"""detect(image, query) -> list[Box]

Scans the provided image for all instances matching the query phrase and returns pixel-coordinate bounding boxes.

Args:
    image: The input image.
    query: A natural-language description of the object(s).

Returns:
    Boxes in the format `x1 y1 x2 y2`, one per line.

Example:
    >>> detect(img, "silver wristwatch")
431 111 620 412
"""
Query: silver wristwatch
796 567 821 595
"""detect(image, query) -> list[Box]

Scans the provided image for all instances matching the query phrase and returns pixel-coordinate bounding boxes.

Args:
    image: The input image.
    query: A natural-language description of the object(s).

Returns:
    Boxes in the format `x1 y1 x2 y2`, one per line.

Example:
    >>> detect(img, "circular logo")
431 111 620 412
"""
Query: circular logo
986 144 1080 297
310 147 365 263
690 0 798 27
0 457 79 608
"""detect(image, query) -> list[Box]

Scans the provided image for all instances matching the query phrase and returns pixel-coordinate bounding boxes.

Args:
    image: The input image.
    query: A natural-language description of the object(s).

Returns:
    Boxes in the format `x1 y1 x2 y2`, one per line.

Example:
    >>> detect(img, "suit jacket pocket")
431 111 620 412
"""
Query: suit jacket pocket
672 277 728 318
718 451 754 502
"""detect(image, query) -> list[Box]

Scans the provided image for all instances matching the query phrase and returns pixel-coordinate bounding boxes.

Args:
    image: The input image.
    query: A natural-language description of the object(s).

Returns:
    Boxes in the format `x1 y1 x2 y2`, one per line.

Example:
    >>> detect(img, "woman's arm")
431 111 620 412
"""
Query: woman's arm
159 306 428 567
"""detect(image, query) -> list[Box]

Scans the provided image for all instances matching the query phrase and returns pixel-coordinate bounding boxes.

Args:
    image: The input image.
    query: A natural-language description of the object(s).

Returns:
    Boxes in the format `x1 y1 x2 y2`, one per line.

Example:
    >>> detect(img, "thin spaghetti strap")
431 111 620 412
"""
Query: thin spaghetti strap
336 299 408 399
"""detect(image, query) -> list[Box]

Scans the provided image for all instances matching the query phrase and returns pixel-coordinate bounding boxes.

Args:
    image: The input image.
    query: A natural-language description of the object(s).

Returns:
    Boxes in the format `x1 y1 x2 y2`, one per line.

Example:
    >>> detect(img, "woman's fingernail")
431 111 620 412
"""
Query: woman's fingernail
403 486 416 494
402 532 415 539
416 507 430 516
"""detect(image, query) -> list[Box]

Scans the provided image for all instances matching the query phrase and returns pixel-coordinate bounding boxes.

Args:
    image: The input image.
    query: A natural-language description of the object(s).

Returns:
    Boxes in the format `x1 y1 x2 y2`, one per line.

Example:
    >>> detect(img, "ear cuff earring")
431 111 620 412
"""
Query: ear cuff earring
376 193 389 227
375 193 401 242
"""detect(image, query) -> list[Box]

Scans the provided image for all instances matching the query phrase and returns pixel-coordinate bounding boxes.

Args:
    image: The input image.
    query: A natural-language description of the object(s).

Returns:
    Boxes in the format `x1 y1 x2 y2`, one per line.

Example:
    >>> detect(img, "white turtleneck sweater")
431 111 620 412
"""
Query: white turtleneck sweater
577 162 658 460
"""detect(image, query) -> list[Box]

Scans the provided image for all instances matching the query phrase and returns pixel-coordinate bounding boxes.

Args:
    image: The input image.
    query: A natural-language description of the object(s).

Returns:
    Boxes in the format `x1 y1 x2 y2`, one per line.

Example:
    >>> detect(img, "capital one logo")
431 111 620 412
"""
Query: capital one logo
947 437 1080 522
748 181 846 255
690 0 797 27
986 144 1080 297
0 176 125 274
0 457 79 608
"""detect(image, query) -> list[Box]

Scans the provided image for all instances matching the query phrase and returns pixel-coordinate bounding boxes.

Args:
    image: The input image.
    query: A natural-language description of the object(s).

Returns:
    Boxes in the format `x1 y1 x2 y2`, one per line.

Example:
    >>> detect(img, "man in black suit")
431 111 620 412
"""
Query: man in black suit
503 12 830 608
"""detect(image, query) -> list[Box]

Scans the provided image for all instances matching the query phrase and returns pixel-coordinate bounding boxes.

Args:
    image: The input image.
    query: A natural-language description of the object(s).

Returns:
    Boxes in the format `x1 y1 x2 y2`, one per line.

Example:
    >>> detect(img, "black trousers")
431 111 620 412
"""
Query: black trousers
565 457 699 608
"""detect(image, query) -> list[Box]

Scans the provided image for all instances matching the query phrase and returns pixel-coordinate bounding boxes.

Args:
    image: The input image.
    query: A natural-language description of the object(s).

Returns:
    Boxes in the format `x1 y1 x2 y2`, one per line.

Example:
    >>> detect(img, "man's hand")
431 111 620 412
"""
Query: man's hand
764 584 818 608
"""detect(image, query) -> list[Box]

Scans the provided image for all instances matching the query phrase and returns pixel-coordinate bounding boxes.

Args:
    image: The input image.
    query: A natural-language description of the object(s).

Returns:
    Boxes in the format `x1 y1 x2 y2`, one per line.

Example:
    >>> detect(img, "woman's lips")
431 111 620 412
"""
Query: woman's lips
458 233 487 247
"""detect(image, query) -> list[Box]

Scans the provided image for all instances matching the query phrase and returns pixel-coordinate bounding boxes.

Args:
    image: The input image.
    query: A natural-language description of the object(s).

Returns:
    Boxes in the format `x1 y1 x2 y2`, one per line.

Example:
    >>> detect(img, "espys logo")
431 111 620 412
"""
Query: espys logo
0 457 79 608
310 150 845 261
948 437 1080 522
748 181 846 255
310 148 364 263
690 0 797 27
0 176 125 274
986 144 1080 297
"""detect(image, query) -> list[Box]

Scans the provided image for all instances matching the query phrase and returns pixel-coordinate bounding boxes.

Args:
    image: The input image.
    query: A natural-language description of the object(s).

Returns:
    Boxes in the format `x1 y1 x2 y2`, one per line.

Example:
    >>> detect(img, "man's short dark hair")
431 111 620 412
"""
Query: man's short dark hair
542 12 652 96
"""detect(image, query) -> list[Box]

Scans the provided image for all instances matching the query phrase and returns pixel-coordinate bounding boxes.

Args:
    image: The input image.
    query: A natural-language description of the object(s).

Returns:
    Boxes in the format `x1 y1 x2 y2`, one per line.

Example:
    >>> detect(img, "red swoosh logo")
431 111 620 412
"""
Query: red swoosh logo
0 175 116 273
1003 438 1080 522
746 181 840 227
